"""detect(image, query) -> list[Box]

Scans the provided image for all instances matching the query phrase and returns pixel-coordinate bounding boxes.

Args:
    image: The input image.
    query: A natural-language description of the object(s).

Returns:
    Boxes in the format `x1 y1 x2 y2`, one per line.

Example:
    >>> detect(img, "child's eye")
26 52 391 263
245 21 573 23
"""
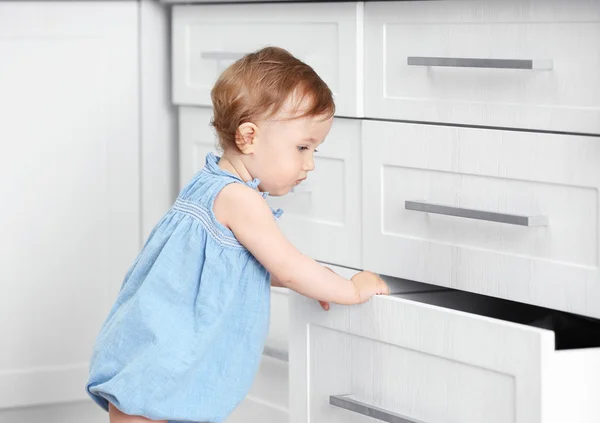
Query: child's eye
297 146 319 152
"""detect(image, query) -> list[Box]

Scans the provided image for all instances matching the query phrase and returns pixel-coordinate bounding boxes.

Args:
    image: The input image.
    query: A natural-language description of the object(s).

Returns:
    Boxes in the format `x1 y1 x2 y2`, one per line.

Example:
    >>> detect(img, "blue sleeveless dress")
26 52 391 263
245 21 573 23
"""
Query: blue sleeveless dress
86 153 283 423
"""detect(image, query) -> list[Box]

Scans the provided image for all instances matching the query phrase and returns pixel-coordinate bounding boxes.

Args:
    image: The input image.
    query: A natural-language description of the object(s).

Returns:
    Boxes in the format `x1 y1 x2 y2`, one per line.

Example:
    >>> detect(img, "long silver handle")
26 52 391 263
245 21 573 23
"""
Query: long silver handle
201 51 247 61
330 395 426 423
407 56 553 70
405 201 548 226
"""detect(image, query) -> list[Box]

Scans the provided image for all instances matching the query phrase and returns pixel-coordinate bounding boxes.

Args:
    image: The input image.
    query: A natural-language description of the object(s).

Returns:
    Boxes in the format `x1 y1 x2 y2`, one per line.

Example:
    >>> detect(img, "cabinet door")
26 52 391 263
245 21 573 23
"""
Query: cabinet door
267 118 362 268
0 2 139 408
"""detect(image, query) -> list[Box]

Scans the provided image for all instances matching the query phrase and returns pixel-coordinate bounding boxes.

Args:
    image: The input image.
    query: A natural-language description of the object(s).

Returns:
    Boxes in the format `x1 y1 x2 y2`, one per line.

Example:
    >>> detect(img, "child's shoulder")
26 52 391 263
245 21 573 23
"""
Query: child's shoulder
213 182 274 230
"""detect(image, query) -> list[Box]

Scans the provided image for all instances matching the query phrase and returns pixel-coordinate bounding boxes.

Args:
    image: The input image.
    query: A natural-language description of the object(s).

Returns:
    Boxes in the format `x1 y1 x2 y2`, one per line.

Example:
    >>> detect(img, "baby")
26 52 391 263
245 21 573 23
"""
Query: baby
86 46 389 423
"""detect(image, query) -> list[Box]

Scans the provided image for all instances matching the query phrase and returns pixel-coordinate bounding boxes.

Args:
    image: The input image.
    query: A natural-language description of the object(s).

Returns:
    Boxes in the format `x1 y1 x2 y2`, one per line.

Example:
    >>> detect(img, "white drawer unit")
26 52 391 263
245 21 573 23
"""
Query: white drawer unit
364 0 600 134
362 120 600 318
290 287 600 423
167 3 600 423
268 118 362 269
172 2 364 117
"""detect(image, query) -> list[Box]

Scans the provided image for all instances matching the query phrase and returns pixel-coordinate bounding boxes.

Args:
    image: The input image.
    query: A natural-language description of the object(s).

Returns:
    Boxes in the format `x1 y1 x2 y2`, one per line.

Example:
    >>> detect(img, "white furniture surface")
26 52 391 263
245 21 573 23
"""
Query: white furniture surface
268 118 362 269
362 120 600 319
172 2 364 117
290 287 600 423
167 1 600 422
0 1 140 409
364 0 600 134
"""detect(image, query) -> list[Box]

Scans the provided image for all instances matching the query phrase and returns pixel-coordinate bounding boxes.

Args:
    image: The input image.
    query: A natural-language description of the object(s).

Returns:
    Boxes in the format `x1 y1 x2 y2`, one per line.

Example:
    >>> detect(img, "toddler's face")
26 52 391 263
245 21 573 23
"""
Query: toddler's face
250 111 333 196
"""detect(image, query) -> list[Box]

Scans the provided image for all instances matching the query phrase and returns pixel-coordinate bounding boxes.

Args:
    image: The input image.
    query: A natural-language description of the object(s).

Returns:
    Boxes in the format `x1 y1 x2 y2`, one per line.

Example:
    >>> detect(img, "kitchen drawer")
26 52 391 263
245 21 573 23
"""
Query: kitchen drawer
172 3 363 117
362 120 600 319
364 0 600 134
268 118 362 269
290 287 600 423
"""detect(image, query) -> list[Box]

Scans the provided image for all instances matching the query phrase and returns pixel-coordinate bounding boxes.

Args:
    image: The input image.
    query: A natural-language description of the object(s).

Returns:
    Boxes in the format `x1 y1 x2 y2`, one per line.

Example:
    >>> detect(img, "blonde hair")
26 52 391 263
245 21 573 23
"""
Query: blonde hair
210 46 335 150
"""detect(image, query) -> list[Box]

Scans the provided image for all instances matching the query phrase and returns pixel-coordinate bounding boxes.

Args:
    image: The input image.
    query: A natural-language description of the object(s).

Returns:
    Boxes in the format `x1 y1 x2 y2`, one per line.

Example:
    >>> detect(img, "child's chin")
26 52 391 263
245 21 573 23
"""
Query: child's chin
268 187 292 197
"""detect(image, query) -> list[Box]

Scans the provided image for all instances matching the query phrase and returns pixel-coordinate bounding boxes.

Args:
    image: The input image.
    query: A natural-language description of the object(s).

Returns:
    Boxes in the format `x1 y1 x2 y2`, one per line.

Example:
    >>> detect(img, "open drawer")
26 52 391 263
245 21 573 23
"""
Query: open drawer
289 281 600 423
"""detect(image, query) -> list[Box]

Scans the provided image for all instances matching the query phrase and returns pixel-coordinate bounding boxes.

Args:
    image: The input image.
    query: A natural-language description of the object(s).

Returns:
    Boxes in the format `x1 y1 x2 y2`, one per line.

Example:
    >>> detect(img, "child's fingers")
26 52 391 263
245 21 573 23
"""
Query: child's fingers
379 280 390 295
321 267 334 309
319 300 330 310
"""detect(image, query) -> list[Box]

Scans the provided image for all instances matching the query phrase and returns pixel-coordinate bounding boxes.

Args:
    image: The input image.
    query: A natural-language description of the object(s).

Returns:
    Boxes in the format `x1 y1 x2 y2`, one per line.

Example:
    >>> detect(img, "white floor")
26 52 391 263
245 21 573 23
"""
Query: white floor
0 400 107 423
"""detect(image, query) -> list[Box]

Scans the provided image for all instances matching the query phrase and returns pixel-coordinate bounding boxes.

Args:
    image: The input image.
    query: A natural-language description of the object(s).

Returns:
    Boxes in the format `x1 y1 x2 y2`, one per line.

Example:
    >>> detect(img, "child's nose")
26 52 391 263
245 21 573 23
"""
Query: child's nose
304 156 315 171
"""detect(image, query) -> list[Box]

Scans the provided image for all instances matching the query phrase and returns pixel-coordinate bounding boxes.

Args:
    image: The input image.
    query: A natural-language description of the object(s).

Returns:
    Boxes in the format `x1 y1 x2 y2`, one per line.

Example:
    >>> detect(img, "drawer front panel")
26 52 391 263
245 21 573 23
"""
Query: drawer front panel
362 120 600 318
310 325 514 423
173 3 362 117
290 291 561 423
364 0 600 133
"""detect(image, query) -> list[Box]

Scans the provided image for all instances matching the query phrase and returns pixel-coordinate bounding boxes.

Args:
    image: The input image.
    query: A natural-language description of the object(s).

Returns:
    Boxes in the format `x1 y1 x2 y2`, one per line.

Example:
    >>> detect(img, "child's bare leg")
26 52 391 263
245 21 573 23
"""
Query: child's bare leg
109 402 167 423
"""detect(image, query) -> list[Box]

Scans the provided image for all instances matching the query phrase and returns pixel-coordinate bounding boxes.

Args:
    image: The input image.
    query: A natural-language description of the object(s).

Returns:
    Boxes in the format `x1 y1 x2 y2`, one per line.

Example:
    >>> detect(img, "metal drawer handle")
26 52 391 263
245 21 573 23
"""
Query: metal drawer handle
405 201 548 227
330 395 426 423
407 56 553 70
201 51 247 61
262 345 288 362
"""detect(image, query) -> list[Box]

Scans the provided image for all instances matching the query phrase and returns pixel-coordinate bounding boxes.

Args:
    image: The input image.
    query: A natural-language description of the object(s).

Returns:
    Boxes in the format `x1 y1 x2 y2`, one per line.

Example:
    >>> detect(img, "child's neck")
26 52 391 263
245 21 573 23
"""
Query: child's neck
218 150 257 188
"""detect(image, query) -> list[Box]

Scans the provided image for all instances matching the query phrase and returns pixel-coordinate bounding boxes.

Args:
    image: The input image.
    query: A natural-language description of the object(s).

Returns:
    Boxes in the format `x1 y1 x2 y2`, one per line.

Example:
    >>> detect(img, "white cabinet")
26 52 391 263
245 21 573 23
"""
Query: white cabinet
226 354 289 423
178 107 220 186
172 2 364 117
168 2 600 423
290 288 600 423
0 1 140 408
268 118 362 269
361 120 600 319
364 0 600 134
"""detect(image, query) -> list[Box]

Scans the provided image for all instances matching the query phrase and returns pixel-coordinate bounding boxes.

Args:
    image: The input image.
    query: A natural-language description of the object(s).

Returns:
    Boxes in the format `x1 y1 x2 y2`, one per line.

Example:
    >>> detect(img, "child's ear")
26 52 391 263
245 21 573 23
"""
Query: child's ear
235 122 259 154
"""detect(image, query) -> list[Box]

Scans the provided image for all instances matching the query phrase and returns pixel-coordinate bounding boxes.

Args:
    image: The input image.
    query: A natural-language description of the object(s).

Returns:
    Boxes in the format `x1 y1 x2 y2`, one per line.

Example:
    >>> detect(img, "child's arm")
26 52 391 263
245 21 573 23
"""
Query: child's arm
215 184 388 305
270 275 285 287
272 272 332 310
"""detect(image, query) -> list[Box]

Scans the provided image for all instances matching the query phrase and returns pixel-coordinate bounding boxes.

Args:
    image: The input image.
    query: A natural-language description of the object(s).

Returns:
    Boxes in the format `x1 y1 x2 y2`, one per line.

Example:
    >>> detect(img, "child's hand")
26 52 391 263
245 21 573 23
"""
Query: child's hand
350 271 390 303
318 266 336 311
